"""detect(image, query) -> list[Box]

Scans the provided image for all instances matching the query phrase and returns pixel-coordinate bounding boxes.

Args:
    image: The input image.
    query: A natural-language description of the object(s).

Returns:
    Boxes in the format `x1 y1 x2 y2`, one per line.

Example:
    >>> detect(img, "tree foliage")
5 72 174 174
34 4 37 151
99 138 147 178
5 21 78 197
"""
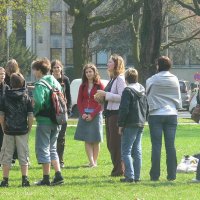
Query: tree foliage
63 0 143 78
0 33 37 76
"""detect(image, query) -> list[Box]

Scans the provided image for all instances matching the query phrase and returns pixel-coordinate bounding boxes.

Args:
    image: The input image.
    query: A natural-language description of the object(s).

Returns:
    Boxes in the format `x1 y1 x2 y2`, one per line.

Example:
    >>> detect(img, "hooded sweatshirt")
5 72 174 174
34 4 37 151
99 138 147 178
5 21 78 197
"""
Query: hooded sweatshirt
33 75 62 125
0 87 33 135
118 82 147 128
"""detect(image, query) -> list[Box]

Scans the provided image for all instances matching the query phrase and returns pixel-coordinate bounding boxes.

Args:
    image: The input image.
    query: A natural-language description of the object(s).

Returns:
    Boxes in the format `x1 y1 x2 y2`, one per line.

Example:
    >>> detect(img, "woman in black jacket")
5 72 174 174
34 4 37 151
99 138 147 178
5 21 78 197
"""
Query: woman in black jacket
51 60 72 168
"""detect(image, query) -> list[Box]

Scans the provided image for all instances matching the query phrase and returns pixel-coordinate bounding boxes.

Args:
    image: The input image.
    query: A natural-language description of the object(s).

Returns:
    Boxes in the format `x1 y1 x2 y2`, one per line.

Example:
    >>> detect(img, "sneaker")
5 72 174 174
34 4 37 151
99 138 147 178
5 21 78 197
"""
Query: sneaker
0 180 8 187
51 175 64 186
22 179 30 187
35 179 50 186
191 178 200 183
120 178 134 183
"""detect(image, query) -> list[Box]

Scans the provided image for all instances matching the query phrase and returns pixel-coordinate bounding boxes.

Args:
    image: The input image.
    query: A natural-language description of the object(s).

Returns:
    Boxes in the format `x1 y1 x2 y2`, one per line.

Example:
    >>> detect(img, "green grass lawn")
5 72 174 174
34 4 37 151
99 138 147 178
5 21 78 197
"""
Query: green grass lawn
0 124 200 200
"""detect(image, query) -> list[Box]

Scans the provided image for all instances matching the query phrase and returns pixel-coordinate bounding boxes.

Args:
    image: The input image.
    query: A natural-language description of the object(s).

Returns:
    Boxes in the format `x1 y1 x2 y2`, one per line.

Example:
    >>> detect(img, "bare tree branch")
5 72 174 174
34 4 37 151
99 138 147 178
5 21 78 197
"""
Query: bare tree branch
88 0 143 33
162 28 200 49
164 14 196 28
174 0 200 14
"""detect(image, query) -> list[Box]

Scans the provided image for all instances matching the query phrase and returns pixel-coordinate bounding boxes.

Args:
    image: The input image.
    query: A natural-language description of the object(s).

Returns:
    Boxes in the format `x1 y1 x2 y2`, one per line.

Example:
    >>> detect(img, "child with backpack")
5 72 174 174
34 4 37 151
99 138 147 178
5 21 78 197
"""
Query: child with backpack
32 58 64 186
118 68 147 183
0 73 33 187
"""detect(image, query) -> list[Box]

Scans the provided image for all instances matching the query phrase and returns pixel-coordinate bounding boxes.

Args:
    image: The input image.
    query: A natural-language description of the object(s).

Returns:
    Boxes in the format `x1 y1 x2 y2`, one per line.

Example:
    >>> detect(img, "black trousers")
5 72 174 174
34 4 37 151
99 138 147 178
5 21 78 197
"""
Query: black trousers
57 123 67 164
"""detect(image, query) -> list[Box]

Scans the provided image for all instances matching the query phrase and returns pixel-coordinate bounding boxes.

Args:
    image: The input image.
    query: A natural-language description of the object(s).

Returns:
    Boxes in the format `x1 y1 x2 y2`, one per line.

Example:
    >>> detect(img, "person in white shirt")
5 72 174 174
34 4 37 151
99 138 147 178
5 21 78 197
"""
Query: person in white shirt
146 56 182 181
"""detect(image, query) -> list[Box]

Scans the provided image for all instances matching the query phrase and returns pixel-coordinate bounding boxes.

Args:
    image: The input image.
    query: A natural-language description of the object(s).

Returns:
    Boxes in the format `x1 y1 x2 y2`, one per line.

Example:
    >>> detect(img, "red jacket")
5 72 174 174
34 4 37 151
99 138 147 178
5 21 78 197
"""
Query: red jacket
77 81 105 119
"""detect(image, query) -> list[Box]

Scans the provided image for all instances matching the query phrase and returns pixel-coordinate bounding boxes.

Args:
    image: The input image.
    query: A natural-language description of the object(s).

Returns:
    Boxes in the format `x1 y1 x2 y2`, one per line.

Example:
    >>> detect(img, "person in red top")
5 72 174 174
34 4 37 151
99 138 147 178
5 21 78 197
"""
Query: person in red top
74 63 104 168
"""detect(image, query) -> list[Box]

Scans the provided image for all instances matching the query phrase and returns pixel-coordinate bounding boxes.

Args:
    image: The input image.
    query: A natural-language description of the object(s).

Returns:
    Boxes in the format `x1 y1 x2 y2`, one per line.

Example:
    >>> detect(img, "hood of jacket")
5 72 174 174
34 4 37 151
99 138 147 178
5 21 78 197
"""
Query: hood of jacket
127 83 145 98
5 88 27 100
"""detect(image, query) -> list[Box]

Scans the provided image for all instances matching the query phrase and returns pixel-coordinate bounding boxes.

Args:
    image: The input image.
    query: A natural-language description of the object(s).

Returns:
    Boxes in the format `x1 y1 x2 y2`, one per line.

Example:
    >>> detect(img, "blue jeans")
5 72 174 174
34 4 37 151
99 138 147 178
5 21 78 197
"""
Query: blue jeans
35 124 61 164
148 115 177 180
121 127 143 180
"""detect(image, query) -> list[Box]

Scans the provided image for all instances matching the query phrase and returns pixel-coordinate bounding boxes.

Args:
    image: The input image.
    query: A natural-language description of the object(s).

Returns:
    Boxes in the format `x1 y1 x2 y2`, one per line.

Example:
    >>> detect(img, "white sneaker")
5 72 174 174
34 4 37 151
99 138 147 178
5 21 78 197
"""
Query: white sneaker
191 178 200 183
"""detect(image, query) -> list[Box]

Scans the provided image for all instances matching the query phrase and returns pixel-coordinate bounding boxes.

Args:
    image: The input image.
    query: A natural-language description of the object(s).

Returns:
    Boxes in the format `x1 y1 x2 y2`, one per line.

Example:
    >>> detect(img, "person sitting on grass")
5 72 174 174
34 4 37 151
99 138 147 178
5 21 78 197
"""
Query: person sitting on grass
0 73 33 187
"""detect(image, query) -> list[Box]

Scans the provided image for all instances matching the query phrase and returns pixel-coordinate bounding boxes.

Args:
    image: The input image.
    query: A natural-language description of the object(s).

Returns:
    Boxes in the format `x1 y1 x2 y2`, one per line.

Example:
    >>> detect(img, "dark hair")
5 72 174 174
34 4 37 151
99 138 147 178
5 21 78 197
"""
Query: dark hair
157 56 172 72
110 54 125 77
82 63 100 84
125 68 138 84
10 73 25 88
50 59 63 75
31 58 51 75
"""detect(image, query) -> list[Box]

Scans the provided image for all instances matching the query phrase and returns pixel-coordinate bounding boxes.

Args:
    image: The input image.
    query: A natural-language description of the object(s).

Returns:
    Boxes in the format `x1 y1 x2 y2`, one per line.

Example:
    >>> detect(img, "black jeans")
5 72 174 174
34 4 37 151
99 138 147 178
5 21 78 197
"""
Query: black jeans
148 115 178 180
57 123 67 164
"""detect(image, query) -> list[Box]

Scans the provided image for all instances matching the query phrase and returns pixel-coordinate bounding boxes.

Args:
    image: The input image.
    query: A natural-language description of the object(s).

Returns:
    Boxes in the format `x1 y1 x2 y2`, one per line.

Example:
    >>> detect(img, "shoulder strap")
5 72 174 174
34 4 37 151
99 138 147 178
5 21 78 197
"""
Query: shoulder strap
40 80 53 90
126 87 140 99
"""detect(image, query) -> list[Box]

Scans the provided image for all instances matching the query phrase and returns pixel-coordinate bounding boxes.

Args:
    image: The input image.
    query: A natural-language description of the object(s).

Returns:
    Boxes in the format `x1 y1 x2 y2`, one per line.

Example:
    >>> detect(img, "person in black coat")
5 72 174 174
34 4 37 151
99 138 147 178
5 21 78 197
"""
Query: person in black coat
51 60 72 168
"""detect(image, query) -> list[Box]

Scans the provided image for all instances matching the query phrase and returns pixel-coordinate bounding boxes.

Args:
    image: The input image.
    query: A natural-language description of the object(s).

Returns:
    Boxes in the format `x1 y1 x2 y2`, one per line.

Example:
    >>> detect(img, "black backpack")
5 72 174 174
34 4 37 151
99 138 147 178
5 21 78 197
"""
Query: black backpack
40 80 68 125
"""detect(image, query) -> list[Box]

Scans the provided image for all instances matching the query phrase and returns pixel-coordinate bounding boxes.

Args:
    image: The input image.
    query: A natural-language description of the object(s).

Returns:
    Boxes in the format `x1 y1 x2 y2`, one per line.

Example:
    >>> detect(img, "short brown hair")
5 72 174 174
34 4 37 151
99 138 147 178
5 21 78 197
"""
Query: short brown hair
10 73 25 88
82 63 100 84
125 68 138 84
157 56 172 72
109 54 125 78
32 58 51 75
6 59 20 76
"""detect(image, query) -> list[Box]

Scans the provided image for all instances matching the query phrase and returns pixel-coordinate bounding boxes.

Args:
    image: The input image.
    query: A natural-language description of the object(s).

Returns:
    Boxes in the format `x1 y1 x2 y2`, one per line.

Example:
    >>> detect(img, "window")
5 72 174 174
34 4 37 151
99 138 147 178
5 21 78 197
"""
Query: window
66 13 74 34
65 34 73 48
51 48 62 61
96 51 108 65
50 12 62 35
66 48 73 65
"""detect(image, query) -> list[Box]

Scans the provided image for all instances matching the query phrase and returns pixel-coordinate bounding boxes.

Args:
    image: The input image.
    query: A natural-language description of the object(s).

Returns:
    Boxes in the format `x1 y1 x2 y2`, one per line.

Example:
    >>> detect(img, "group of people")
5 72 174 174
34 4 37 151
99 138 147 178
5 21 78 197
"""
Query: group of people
0 54 199 188
0 58 71 187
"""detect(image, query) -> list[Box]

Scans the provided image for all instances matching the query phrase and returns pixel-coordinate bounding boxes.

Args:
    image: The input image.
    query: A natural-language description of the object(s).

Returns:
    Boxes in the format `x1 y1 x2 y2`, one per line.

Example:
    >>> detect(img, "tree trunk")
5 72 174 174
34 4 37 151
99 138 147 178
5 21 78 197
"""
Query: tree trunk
139 0 162 85
72 15 89 79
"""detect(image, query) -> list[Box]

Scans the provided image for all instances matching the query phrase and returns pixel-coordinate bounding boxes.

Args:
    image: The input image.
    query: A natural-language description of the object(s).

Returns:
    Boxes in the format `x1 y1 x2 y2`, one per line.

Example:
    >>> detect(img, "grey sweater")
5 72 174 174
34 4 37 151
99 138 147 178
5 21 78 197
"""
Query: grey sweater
146 71 182 112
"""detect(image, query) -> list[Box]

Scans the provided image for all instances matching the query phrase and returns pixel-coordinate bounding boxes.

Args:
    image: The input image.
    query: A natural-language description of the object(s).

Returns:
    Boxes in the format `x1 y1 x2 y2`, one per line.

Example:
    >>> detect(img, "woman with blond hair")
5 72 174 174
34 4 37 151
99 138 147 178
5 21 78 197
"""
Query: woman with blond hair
74 63 105 167
96 54 126 176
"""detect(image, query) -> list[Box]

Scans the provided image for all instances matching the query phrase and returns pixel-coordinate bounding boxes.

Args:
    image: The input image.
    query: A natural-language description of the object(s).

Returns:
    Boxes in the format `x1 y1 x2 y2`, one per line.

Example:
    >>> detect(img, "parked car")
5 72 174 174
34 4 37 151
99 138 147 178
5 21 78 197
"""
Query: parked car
70 79 109 118
179 80 191 111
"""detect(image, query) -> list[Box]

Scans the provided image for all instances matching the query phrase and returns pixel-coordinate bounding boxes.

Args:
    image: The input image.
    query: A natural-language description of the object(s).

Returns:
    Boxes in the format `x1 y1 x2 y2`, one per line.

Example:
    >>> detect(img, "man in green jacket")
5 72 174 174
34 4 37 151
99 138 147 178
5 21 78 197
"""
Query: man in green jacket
32 58 64 186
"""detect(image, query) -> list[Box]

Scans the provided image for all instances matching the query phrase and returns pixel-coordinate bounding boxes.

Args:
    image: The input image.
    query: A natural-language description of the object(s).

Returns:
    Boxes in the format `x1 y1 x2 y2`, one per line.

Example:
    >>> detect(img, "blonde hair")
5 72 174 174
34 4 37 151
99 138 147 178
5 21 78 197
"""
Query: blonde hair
110 54 125 78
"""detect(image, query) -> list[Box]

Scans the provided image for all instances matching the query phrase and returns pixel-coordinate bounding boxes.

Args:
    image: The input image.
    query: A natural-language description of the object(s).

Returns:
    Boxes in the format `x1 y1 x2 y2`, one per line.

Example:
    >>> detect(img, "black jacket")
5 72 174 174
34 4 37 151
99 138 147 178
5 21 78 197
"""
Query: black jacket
0 88 33 135
118 84 147 128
